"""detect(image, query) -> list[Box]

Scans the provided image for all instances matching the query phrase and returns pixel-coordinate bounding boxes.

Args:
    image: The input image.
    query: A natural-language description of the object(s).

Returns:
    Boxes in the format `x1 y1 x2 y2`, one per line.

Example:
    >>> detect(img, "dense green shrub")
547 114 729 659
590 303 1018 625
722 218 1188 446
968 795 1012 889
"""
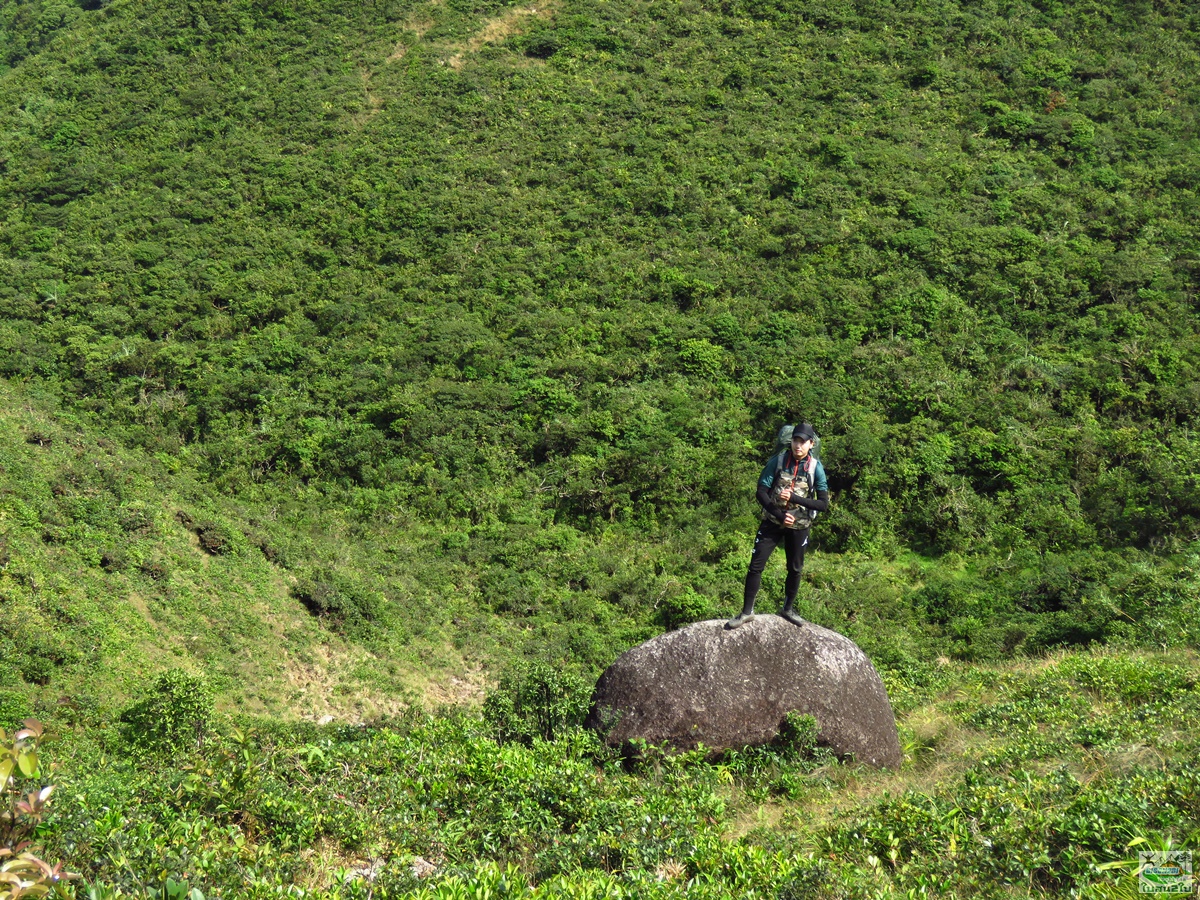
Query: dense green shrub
193 521 233 556
291 569 385 636
656 586 714 631
482 660 591 744
0 695 33 732
774 712 820 760
119 670 213 753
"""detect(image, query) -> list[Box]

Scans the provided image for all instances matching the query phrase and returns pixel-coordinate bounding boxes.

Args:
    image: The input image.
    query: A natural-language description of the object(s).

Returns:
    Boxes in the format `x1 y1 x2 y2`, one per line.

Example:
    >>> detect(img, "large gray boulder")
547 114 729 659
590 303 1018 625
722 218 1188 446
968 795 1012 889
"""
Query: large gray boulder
586 616 901 768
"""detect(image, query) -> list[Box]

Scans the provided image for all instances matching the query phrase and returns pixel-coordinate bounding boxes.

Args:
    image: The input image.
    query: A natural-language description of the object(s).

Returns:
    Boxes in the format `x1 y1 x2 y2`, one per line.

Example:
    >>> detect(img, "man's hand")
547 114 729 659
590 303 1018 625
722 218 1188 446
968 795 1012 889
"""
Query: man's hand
779 486 793 502
783 512 795 526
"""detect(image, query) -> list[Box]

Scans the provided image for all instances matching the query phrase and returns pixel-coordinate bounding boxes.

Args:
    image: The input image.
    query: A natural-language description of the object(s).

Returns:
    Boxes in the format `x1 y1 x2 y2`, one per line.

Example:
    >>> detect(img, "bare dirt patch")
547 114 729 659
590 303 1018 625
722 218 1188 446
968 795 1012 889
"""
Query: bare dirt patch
387 0 557 69
387 2 440 63
447 0 558 69
726 800 787 840
472 2 556 48
415 669 489 707
276 637 488 723
355 68 385 124
282 643 410 723
183 528 212 565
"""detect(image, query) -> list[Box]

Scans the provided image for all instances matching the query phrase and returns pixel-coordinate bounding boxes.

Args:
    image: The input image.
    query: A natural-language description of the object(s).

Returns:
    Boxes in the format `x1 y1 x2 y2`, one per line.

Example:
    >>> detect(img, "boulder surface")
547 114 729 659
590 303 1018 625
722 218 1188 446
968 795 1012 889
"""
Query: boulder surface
586 616 901 768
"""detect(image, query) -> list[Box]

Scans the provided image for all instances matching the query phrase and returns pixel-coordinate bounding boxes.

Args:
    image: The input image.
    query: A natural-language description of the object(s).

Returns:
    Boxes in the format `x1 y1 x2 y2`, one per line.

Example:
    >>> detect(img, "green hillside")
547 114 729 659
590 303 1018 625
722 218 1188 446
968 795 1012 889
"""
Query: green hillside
0 0 1199 894
1 0 1198 687
0 377 462 721
2 0 1197 555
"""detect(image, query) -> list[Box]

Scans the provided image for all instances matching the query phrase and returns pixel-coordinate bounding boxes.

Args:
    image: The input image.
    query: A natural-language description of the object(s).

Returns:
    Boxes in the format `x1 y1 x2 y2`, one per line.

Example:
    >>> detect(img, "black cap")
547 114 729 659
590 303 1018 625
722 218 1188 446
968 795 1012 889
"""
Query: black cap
791 423 817 442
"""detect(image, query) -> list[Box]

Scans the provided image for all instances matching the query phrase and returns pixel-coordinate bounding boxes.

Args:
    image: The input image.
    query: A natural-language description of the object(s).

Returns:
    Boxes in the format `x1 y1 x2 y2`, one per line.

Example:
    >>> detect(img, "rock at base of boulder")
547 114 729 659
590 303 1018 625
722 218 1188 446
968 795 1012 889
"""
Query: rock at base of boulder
585 616 901 769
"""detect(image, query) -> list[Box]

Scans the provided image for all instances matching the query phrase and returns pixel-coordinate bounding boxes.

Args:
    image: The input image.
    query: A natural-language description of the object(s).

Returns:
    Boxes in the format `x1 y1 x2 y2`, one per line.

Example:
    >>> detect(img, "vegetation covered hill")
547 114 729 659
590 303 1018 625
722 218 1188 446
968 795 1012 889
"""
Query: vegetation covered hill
2 0 1198 554
0 377 463 722
0 0 1198 894
0 0 1197 683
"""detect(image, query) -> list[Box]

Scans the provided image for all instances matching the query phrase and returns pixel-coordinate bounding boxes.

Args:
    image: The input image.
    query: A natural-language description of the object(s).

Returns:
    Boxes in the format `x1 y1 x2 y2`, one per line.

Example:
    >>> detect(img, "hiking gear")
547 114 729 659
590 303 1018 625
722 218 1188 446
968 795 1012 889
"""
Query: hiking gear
741 426 828 624
728 587 760 629
726 612 755 629
774 423 821 461
780 597 807 627
768 451 820 530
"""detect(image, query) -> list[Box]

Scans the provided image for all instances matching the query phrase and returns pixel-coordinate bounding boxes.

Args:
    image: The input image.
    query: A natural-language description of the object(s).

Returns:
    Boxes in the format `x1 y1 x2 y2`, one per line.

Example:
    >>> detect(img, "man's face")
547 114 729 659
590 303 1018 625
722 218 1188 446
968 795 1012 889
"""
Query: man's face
791 436 813 456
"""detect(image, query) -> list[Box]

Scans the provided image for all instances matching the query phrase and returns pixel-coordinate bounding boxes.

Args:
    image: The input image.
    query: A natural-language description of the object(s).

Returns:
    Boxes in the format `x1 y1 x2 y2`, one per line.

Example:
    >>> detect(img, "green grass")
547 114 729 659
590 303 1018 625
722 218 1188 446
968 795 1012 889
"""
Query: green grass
0 378 427 721
9 646 1192 899
1 0 1199 893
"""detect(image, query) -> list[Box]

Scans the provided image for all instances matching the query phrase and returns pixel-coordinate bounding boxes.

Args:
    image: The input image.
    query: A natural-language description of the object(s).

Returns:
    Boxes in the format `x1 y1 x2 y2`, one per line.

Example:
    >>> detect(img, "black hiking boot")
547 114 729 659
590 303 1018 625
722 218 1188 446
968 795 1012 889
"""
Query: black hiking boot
779 605 807 627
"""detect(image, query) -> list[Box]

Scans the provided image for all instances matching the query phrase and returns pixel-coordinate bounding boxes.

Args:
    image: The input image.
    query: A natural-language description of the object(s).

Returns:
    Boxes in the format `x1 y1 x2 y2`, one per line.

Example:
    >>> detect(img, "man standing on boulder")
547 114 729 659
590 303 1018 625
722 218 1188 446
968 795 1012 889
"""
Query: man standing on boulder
728 423 829 629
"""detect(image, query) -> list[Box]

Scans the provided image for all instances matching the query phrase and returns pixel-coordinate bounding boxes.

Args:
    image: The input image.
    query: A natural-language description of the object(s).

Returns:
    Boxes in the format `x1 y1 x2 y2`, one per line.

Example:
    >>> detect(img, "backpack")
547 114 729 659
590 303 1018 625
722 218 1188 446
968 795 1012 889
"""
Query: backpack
769 425 820 530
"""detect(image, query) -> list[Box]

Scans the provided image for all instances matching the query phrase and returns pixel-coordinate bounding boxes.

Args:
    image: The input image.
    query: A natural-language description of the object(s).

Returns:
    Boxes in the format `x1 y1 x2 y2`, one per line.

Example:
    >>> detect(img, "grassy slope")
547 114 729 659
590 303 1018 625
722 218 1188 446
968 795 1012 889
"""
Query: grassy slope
0 374 840 718
0 372 734 720
0 0 1198 893
0 377 460 721
1 0 1199 669
22 644 1198 898
11 356 1193 732
1 0 1198 560
4 373 1197 897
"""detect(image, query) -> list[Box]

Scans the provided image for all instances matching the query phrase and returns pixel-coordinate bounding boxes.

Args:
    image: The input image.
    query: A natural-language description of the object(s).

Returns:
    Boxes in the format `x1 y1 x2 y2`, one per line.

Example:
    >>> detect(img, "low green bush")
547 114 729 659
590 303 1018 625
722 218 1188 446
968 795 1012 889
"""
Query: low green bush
291 569 385 637
482 660 591 745
656 587 714 631
1057 654 1195 704
774 712 820 760
119 670 213 753
0 693 32 731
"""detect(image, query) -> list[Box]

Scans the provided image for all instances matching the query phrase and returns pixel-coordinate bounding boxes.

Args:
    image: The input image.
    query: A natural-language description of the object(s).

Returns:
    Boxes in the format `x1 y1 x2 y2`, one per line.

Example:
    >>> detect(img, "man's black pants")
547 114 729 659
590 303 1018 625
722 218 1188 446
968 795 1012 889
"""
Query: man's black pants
742 520 809 611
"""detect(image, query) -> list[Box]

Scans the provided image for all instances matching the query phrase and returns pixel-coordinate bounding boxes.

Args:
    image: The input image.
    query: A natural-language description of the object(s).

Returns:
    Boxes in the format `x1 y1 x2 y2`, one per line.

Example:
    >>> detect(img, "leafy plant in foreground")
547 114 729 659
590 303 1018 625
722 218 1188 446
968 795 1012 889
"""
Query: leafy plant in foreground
1 720 74 898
